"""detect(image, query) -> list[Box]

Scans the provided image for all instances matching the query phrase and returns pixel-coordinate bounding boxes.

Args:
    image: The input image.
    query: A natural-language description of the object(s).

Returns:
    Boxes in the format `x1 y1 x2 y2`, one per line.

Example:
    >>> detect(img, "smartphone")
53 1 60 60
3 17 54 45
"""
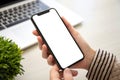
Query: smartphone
31 8 84 69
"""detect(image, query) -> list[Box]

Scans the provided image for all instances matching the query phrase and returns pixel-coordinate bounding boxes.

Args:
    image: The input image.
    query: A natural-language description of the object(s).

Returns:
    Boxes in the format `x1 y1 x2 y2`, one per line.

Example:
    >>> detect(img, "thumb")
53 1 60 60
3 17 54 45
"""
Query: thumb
63 68 74 80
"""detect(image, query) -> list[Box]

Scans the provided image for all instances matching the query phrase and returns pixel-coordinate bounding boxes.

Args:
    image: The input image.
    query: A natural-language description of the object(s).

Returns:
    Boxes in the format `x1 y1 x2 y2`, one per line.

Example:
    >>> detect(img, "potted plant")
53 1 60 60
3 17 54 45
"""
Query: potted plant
0 36 24 80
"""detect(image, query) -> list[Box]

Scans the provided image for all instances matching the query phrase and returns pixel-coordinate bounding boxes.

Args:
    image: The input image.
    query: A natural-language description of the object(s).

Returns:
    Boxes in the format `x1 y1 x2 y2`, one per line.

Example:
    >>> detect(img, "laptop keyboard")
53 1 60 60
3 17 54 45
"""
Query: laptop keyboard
0 0 49 31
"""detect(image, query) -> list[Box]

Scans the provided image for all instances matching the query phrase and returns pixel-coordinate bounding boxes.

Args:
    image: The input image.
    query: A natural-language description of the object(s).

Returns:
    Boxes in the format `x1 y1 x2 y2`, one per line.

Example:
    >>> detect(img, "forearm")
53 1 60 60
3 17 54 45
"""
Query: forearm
86 49 116 80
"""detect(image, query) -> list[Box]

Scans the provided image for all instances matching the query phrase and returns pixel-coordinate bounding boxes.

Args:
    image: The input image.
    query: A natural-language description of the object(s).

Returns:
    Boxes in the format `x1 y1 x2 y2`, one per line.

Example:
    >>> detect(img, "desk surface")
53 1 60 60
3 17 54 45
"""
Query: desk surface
16 0 120 79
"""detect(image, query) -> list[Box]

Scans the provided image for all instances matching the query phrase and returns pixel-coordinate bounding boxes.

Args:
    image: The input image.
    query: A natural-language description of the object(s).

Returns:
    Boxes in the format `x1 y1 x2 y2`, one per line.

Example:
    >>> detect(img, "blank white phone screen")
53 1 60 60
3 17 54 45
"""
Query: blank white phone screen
32 9 83 69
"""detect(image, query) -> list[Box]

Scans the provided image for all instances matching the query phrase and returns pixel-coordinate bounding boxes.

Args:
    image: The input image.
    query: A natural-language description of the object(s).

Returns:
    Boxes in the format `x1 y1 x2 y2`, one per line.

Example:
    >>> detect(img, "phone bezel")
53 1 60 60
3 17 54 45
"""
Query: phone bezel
31 8 84 70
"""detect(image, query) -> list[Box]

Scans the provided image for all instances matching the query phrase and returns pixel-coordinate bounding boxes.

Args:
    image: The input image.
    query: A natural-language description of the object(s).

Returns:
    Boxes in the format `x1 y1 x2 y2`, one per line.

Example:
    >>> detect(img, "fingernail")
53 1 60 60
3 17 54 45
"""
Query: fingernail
73 71 78 75
64 68 71 74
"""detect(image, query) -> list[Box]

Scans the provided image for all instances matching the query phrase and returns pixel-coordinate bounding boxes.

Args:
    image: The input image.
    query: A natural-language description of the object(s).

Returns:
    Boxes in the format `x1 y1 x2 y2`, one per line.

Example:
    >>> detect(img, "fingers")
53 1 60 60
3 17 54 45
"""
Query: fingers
32 30 39 36
41 44 55 65
47 55 56 65
36 33 55 66
37 36 43 50
42 44 49 58
71 70 78 76
61 17 76 35
50 65 60 80
61 17 79 42
59 69 78 79
50 65 76 80
63 68 74 80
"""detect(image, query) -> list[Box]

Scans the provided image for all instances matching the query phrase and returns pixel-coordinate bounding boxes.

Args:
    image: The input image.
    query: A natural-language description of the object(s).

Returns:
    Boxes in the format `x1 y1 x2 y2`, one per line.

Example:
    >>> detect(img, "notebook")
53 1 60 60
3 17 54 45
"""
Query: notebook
0 0 83 49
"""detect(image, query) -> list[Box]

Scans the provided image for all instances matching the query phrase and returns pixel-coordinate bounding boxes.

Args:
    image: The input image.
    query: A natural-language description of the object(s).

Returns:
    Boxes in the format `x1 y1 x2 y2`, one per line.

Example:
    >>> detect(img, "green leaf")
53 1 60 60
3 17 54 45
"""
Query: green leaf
0 36 24 80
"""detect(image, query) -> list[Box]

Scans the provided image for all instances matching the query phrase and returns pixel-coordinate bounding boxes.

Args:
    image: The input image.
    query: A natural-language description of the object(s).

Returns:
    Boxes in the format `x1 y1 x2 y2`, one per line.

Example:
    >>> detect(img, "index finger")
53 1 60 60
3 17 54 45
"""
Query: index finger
32 30 39 36
50 65 60 80
61 17 76 35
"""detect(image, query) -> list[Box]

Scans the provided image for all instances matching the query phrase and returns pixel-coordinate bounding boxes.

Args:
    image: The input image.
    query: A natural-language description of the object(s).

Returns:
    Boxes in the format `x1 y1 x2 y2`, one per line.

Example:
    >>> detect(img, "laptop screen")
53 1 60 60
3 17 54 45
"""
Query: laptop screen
0 0 23 7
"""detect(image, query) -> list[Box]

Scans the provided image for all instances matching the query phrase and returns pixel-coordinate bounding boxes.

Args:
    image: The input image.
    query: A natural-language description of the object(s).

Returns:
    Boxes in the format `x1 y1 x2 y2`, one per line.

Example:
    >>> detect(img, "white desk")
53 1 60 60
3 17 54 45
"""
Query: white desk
16 0 120 80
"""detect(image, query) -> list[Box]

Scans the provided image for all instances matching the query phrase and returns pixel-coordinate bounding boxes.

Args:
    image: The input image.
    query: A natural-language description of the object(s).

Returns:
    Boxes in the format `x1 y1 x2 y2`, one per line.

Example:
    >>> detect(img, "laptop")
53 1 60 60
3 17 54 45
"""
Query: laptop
0 0 83 50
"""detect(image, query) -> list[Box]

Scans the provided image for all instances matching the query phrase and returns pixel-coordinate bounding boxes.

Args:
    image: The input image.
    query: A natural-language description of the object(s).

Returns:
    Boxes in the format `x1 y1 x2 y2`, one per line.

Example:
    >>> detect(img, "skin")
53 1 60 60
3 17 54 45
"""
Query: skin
32 17 96 80
50 65 73 80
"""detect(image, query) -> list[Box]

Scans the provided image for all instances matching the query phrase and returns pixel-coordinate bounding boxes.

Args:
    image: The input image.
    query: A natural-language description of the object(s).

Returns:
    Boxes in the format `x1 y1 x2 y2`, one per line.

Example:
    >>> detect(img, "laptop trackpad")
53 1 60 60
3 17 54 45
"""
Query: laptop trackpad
10 20 37 49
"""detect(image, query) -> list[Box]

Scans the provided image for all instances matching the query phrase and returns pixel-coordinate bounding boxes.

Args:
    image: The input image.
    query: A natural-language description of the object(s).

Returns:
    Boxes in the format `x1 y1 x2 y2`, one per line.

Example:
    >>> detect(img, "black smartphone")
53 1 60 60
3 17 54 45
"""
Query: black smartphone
31 8 84 69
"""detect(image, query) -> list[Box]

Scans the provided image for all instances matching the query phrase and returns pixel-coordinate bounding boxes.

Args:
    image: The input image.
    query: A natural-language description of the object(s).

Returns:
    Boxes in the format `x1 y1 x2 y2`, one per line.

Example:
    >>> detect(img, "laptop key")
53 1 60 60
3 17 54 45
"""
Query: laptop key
3 10 8 14
8 9 12 12
0 0 49 29
5 17 29 28
8 20 13 23
0 27 5 31
0 25 5 31
0 12 2 16
3 22 8 26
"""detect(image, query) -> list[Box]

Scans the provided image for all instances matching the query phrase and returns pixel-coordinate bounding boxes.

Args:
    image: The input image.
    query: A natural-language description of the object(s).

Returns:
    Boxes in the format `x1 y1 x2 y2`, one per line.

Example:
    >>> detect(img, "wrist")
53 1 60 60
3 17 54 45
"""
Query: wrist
84 48 96 70
80 48 96 70
71 48 96 70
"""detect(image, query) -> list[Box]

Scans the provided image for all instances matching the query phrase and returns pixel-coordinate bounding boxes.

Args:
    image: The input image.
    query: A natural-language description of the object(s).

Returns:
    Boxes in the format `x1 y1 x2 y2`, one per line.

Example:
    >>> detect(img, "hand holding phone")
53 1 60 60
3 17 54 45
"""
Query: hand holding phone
31 8 84 69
